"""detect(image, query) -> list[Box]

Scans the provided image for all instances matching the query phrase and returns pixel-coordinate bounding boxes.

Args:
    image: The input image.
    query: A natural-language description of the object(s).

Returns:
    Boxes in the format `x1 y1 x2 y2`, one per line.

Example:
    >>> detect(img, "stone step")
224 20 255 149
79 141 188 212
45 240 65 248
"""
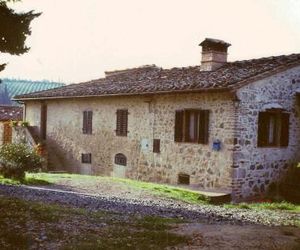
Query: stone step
177 184 232 204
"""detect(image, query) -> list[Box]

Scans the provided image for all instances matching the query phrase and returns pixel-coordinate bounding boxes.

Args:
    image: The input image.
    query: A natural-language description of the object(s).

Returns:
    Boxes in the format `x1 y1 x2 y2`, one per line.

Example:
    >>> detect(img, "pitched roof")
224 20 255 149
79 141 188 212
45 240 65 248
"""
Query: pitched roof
14 53 300 100
0 105 23 121
0 79 65 105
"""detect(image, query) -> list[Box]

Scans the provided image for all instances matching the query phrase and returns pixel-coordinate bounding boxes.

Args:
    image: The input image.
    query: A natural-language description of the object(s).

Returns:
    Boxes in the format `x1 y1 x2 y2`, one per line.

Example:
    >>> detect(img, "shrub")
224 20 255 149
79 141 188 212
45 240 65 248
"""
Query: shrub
11 121 19 127
0 143 43 180
21 121 29 127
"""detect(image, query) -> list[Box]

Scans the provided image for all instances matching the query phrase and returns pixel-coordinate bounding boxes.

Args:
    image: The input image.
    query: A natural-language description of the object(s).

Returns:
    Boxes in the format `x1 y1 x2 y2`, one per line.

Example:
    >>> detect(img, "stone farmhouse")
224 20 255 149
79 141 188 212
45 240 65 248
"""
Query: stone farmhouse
14 38 300 200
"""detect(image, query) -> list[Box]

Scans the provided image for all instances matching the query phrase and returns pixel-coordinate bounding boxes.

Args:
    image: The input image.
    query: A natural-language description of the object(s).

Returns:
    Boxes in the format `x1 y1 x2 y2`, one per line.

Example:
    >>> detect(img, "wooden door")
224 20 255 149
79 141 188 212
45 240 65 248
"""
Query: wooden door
40 103 47 140
3 122 12 144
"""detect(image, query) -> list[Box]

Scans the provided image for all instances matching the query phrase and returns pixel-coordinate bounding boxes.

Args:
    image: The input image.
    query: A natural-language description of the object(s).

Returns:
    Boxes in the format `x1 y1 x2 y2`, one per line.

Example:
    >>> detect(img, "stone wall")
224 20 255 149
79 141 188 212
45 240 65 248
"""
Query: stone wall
233 65 300 199
25 92 235 191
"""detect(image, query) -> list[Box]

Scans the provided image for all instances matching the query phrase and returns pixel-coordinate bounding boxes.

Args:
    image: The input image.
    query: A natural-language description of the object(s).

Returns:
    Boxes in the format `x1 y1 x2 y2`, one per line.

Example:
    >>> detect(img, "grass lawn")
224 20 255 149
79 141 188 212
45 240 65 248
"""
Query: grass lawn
0 196 189 249
224 202 300 212
27 172 211 204
2 172 300 212
0 174 50 185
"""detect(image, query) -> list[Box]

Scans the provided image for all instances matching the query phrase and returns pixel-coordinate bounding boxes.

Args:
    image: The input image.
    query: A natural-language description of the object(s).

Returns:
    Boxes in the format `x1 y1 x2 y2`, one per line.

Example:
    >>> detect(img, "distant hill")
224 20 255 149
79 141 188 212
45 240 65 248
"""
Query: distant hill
0 79 65 105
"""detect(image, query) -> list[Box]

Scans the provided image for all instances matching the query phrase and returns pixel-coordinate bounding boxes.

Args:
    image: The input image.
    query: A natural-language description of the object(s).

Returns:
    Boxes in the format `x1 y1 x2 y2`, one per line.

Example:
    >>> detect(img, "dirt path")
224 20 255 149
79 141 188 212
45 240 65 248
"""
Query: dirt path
171 223 300 249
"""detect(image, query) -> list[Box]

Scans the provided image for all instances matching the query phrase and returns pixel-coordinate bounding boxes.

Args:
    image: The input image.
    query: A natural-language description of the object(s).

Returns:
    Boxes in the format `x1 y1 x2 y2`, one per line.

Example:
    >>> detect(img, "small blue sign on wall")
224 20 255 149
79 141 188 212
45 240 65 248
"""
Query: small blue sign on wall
212 139 221 151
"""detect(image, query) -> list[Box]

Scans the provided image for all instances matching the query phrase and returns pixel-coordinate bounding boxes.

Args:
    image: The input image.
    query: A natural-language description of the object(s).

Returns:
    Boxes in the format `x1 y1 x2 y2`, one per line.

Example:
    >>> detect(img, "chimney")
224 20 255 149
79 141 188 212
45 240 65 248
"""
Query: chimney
199 38 231 71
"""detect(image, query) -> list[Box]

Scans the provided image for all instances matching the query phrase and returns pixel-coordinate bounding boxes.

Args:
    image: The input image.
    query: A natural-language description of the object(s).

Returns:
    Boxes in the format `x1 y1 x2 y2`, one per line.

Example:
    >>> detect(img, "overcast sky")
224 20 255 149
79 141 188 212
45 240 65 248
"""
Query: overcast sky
1 0 300 84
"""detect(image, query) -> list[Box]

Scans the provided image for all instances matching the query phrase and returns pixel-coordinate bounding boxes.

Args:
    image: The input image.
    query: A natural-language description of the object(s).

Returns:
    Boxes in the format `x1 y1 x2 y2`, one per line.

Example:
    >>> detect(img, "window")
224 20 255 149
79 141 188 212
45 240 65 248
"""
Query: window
116 109 128 136
153 139 160 153
81 153 92 164
178 173 190 185
174 109 209 144
82 111 93 134
257 111 289 147
115 153 127 166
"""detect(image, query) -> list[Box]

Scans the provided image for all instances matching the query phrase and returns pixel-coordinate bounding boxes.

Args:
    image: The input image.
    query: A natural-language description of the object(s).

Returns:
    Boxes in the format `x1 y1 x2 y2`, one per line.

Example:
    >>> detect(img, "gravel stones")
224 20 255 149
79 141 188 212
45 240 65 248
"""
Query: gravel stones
0 184 298 227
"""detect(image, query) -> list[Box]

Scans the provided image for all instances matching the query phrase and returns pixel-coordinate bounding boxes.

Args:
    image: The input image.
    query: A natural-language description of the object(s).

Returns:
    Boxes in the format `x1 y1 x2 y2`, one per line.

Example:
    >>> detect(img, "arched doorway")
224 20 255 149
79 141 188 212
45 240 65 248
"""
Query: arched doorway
113 153 127 178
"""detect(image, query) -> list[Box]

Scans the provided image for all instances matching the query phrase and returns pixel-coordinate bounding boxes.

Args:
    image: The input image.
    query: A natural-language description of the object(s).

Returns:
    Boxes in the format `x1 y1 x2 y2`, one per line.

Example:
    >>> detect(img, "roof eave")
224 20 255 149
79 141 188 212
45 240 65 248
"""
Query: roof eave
13 87 232 102
230 61 300 91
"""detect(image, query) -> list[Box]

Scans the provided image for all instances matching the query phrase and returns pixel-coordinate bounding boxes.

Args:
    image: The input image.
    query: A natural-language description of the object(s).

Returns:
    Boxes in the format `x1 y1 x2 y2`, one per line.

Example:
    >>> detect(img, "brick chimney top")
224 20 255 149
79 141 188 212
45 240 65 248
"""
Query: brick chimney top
199 38 231 71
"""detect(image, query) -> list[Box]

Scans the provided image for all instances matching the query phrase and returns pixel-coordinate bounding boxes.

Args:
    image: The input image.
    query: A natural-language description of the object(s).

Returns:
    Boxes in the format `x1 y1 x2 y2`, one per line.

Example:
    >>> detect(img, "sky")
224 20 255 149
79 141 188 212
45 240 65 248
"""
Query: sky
1 0 300 84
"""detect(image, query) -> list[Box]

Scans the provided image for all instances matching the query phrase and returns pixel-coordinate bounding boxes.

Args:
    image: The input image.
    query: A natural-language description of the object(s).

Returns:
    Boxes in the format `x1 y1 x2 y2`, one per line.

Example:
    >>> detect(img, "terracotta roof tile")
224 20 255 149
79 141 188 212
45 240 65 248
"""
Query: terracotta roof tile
14 53 300 100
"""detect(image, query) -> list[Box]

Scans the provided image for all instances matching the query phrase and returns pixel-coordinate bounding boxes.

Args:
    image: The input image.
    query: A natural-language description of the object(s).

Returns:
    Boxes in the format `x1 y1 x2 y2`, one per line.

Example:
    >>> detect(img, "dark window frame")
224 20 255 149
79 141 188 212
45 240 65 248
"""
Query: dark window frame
153 139 160 153
178 173 190 185
40 102 47 140
82 110 93 134
257 110 289 148
116 109 128 136
174 109 209 144
115 153 127 166
81 153 92 164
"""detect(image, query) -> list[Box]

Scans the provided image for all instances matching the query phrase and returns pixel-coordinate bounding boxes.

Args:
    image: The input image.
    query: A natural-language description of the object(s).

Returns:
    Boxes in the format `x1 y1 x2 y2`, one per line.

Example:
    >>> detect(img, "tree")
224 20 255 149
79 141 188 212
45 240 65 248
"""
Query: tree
0 0 40 72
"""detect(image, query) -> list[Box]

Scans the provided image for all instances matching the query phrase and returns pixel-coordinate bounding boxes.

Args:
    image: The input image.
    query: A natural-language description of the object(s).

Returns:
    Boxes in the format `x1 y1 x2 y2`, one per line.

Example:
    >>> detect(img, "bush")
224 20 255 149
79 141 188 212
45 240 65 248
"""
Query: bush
21 121 29 127
0 143 43 180
11 121 19 127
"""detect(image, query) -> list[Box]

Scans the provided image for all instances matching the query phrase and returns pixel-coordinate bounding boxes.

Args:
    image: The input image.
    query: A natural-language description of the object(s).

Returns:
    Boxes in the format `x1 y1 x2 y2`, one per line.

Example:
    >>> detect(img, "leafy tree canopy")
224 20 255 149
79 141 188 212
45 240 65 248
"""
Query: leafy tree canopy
0 0 40 71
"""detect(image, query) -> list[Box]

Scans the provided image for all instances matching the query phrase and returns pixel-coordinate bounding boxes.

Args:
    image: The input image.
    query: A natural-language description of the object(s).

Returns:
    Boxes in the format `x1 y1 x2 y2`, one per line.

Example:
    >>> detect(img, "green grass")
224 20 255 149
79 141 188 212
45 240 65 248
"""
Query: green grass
224 201 300 212
3 172 300 212
0 196 189 249
0 174 50 185
27 172 210 204
114 177 210 204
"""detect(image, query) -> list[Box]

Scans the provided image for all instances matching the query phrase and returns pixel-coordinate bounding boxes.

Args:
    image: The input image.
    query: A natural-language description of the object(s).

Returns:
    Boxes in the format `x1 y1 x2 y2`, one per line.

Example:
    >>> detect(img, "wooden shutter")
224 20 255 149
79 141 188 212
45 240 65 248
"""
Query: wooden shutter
280 113 289 147
122 110 128 136
40 103 47 140
153 139 160 153
257 112 269 147
87 111 93 134
82 111 87 134
198 110 209 144
174 110 183 142
116 109 128 136
116 110 121 135
82 111 92 134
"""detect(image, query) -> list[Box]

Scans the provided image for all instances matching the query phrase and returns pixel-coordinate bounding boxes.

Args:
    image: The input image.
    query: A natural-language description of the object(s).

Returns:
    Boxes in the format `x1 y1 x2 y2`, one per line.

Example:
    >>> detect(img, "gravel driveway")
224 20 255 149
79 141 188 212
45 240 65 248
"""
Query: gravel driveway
0 183 298 227
1 183 300 249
